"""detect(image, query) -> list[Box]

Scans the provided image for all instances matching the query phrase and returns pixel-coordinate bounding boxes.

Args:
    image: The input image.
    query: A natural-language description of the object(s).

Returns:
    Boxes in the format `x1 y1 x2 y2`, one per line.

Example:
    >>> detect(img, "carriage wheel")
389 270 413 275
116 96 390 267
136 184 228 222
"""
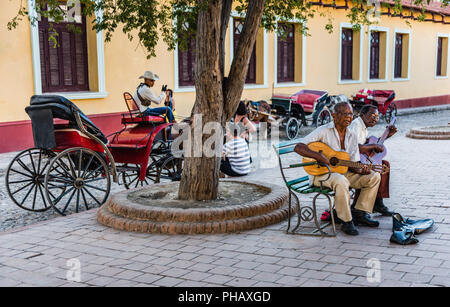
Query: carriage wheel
384 103 397 124
157 156 184 183
285 117 299 140
122 162 159 189
44 147 111 216
5 148 56 212
316 108 332 127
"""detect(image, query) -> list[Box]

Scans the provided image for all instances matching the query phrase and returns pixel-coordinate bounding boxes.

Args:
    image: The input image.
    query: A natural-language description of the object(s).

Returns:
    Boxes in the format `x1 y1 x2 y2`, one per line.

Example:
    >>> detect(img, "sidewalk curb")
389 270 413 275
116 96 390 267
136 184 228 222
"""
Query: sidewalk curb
397 104 450 116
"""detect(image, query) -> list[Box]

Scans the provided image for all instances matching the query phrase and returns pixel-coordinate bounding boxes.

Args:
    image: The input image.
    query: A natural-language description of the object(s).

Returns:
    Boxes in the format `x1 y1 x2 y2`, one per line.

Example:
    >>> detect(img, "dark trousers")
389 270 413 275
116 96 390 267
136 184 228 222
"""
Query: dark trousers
220 158 246 177
143 107 175 122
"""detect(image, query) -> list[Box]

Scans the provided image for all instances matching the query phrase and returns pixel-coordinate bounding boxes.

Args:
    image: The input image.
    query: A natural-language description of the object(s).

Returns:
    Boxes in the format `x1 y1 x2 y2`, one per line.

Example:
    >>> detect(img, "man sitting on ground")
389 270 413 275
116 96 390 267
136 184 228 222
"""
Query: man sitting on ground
349 104 397 216
220 123 251 177
294 102 381 236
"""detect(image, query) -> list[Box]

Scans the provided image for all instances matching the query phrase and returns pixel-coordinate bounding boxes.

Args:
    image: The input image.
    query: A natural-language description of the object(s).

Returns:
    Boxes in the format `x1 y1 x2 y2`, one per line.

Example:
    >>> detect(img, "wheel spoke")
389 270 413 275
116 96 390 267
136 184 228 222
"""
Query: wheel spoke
83 183 107 193
37 183 49 209
82 186 103 206
16 156 35 176
75 189 81 213
8 179 33 185
28 150 37 174
61 188 77 215
81 154 95 178
80 188 89 210
50 186 75 204
11 165 34 179
11 181 34 195
31 185 38 210
20 184 35 206
77 149 83 177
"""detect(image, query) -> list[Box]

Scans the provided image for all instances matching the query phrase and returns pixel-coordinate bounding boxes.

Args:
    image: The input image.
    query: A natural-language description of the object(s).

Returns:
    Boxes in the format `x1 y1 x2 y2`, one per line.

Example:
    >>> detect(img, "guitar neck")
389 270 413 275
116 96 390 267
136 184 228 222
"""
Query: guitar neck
337 159 373 170
378 116 397 144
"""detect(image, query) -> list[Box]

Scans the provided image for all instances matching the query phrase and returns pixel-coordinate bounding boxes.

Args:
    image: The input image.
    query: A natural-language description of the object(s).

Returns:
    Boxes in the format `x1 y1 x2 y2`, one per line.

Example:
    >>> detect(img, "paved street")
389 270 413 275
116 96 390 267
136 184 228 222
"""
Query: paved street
0 109 449 287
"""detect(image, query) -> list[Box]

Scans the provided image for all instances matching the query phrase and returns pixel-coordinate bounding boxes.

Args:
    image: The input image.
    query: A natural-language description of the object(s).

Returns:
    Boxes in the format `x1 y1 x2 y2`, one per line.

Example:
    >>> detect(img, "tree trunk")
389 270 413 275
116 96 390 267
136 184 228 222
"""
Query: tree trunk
178 0 223 201
178 0 266 201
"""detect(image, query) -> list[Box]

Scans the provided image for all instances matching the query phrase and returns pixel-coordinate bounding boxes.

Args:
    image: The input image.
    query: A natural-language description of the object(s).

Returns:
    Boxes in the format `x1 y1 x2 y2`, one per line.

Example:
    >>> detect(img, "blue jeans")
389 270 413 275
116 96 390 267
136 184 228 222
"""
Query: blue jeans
143 107 175 122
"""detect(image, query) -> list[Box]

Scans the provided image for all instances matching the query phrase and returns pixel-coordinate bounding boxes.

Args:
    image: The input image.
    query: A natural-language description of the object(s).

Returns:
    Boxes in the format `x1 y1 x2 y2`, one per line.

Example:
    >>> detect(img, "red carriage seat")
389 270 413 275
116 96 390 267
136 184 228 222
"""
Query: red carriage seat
122 92 166 124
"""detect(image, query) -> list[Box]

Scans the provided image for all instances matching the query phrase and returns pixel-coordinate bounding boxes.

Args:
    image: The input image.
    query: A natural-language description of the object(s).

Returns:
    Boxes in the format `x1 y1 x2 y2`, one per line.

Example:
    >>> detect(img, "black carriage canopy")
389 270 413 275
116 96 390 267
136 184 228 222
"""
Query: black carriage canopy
25 95 107 149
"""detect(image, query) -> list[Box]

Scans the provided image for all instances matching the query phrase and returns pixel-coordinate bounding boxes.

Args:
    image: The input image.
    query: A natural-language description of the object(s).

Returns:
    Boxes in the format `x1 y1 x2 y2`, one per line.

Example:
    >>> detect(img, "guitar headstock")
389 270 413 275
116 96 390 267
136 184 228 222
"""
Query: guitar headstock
370 163 390 174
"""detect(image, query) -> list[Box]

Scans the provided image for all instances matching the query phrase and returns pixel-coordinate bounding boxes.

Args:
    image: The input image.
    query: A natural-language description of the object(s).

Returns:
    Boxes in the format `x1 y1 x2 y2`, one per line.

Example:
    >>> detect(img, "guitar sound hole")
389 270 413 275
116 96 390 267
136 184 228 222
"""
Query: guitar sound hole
329 157 339 166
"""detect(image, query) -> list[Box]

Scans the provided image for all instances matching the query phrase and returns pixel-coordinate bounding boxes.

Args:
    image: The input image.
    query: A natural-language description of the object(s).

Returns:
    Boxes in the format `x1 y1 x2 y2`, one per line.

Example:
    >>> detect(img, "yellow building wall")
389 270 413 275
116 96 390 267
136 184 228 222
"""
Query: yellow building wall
1 3 450 125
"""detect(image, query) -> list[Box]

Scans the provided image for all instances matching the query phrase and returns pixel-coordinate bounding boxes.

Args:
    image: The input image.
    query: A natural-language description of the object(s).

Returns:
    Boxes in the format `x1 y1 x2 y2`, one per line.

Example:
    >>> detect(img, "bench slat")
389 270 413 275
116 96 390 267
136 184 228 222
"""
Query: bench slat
286 176 309 187
277 145 296 155
289 161 317 168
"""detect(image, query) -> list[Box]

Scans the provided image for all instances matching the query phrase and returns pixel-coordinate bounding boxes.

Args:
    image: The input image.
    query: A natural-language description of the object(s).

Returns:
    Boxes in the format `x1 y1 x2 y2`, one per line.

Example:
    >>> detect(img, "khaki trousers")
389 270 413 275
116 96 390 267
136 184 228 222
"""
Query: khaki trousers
313 171 381 223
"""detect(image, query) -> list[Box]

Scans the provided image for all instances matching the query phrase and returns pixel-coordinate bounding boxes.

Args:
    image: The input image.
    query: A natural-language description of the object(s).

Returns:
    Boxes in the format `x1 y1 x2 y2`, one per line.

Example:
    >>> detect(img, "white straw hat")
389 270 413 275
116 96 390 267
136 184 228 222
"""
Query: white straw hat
139 70 160 81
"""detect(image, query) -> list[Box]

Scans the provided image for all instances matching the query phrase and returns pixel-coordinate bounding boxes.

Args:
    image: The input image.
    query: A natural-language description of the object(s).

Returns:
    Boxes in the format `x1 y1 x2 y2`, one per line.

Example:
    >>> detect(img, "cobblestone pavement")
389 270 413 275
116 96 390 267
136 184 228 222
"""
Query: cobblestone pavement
0 109 449 287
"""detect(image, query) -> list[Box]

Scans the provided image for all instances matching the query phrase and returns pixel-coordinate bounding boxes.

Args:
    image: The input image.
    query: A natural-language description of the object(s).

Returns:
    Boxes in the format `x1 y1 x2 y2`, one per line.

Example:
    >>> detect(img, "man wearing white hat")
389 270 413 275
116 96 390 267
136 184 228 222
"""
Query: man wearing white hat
133 70 175 122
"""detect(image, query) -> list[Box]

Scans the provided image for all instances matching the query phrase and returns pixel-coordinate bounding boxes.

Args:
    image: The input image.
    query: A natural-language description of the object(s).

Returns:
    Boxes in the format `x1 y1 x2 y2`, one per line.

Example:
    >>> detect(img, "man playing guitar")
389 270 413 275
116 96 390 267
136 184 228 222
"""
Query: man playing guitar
294 102 381 236
349 105 397 216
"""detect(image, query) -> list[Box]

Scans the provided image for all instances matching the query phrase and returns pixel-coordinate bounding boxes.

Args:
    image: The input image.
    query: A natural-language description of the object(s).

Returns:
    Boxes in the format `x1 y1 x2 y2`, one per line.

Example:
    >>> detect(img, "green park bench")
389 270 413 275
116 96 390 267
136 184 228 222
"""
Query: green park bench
273 139 337 237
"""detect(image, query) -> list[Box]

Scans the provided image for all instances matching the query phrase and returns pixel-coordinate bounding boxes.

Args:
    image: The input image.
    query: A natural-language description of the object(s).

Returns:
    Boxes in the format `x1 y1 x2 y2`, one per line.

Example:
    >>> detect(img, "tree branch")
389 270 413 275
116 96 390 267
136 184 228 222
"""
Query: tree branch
222 0 265 123
219 0 233 78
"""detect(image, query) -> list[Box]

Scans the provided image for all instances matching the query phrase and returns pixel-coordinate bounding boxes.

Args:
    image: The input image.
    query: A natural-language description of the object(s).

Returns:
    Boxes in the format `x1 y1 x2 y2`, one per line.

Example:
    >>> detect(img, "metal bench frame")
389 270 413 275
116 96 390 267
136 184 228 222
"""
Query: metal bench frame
274 140 336 237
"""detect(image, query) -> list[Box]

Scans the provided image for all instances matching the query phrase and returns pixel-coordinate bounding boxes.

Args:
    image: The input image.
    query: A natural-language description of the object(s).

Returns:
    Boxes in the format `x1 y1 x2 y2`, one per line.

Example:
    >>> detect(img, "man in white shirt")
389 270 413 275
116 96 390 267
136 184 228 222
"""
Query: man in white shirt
133 70 175 122
349 104 397 216
294 102 381 236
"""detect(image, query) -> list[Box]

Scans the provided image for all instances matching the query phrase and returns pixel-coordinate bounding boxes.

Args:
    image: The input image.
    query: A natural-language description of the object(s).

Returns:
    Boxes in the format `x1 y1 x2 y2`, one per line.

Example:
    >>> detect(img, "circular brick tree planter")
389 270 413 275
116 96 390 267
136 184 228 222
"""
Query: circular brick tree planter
406 126 450 140
97 180 291 234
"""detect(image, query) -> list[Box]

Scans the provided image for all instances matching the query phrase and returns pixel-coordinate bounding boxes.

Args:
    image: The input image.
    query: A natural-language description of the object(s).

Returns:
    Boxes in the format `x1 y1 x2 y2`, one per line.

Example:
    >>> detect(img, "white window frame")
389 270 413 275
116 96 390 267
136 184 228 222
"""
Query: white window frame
229 11 268 90
28 0 107 99
392 28 411 82
174 42 196 93
435 33 450 79
273 18 307 88
367 26 389 83
338 23 364 85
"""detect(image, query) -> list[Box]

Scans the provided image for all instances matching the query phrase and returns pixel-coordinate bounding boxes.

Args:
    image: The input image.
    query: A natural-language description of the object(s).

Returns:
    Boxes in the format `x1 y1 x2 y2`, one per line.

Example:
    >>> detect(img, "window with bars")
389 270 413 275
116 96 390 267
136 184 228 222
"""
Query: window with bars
178 37 196 87
370 31 380 79
233 18 257 84
277 23 295 83
341 28 353 80
38 1 89 93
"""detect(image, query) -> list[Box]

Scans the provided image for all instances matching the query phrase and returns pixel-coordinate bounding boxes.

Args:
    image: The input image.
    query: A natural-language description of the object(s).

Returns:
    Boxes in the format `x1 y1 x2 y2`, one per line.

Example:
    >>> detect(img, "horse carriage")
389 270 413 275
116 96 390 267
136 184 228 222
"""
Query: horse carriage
350 89 397 124
245 89 349 139
245 88 398 139
5 93 183 216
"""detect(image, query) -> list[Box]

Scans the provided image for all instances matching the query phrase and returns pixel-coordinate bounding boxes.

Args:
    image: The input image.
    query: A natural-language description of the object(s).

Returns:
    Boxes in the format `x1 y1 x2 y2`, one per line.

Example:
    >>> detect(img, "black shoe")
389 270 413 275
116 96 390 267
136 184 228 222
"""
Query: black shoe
341 221 359 236
352 209 380 227
373 198 394 216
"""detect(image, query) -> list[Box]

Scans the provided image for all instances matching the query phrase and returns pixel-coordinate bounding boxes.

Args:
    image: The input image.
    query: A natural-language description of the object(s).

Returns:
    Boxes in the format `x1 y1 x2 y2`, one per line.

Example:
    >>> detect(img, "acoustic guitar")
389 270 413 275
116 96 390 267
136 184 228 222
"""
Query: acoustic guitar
360 116 397 165
302 141 389 176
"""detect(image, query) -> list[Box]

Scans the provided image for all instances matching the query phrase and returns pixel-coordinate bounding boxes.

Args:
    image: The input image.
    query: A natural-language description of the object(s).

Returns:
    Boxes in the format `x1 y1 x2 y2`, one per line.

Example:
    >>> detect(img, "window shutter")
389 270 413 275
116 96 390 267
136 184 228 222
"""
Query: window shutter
341 28 353 80
394 34 403 78
437 37 443 76
233 18 257 84
277 23 295 83
38 1 89 93
370 31 380 79
178 38 195 87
